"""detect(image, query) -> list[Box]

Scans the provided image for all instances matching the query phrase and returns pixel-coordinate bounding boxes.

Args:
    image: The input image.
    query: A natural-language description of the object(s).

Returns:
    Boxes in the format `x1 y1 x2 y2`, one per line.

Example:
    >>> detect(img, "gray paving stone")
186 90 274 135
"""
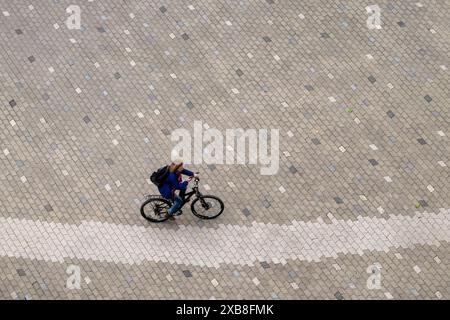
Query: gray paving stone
0 0 448 300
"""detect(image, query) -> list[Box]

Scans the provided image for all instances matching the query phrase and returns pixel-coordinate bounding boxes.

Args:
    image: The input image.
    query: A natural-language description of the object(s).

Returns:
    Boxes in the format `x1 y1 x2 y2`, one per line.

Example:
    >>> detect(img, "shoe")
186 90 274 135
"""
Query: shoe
167 210 182 220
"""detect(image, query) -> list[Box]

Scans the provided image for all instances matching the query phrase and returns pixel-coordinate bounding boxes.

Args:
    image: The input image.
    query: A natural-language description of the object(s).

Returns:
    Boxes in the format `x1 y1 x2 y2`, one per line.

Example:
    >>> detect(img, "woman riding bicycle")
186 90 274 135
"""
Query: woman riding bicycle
158 160 199 217
142 160 224 222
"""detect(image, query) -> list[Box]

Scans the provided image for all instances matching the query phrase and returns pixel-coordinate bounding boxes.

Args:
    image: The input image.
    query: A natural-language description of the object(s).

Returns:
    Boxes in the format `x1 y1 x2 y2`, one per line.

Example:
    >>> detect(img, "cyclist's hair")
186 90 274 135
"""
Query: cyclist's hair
170 159 184 172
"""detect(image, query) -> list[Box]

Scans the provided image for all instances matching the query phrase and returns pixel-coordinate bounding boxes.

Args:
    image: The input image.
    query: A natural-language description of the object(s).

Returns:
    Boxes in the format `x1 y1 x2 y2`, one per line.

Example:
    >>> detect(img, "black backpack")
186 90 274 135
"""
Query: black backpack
150 166 169 187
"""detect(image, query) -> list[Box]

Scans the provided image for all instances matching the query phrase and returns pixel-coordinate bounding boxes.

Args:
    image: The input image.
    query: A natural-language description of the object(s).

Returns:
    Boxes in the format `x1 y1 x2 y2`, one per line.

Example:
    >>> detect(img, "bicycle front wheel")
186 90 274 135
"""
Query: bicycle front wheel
191 195 224 219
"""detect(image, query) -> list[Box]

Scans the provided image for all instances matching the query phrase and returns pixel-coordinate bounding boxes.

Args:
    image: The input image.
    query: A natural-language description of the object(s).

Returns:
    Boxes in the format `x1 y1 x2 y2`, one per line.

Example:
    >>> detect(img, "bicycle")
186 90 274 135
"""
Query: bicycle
140 178 224 222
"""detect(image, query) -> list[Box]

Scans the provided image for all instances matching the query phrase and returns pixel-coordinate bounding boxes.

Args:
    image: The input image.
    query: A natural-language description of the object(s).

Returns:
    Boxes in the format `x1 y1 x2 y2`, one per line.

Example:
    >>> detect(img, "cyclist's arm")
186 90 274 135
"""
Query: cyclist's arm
180 169 194 176
175 181 188 190
168 174 188 190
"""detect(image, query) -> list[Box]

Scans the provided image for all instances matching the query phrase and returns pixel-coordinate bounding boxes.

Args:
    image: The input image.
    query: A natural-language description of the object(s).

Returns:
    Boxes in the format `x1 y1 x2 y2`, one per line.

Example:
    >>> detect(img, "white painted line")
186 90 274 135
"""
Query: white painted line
0 209 449 267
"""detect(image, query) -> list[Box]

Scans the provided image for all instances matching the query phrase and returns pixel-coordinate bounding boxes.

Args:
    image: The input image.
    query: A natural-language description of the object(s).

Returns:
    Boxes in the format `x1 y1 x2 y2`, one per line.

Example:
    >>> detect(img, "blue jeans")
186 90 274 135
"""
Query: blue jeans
168 187 186 216
168 196 183 215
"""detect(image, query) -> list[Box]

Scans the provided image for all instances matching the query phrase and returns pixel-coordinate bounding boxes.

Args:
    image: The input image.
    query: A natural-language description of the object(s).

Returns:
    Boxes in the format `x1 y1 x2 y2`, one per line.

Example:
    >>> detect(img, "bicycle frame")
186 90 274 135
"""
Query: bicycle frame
178 178 201 207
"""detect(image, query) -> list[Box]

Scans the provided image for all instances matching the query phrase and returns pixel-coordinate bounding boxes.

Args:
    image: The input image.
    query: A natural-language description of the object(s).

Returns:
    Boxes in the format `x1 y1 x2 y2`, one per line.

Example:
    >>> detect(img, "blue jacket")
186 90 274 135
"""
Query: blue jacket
158 169 194 199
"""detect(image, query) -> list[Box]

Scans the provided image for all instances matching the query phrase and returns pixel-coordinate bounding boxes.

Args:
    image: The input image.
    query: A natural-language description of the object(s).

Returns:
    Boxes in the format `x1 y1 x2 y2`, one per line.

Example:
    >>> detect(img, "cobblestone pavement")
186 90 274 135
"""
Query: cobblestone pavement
0 0 449 299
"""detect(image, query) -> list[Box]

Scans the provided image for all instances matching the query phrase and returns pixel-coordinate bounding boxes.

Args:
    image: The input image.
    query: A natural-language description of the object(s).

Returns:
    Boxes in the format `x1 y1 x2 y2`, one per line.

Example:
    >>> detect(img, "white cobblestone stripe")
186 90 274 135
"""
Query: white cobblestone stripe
1 209 449 267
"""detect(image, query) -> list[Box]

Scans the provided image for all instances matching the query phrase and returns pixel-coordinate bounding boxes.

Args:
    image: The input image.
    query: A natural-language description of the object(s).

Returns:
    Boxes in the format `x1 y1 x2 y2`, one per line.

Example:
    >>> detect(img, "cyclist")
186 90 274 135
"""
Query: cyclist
158 160 198 218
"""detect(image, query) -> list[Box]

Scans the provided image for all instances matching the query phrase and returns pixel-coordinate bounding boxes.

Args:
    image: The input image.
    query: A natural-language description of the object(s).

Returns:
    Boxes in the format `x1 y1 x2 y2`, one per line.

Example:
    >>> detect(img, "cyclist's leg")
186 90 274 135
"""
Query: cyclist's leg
178 187 186 200
168 187 187 215
168 196 183 215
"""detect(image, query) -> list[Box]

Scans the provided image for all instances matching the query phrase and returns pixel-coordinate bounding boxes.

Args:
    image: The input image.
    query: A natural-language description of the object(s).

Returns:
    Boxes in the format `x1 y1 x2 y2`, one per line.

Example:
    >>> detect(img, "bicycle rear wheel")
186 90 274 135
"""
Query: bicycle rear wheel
191 195 224 219
140 197 171 222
